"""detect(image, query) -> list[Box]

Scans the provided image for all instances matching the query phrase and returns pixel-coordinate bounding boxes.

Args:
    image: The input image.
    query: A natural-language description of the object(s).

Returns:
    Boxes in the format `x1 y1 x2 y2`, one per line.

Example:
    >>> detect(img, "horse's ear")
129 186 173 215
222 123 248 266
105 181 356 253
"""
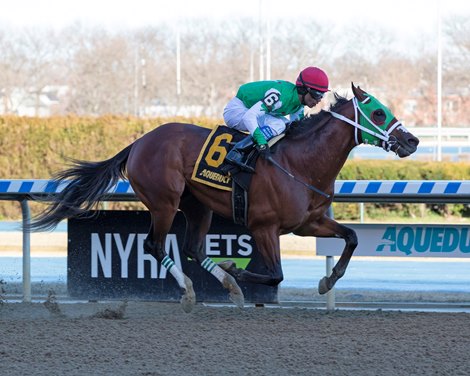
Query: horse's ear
351 82 367 101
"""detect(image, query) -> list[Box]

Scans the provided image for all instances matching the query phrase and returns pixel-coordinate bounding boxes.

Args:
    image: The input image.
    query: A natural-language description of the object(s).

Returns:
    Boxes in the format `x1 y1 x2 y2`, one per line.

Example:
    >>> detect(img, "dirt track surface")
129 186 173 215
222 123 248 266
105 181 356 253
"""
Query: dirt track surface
1 301 470 376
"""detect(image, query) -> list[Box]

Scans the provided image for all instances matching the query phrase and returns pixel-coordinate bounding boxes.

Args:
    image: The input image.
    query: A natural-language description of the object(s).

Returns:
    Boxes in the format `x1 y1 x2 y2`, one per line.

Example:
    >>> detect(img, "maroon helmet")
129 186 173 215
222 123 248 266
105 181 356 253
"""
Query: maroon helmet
296 67 329 93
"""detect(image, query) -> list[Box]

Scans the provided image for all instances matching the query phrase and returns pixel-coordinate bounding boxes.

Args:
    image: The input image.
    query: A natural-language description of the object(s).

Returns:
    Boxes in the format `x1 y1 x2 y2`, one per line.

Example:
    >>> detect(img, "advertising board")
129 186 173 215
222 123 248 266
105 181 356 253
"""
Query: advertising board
317 223 470 257
68 210 277 303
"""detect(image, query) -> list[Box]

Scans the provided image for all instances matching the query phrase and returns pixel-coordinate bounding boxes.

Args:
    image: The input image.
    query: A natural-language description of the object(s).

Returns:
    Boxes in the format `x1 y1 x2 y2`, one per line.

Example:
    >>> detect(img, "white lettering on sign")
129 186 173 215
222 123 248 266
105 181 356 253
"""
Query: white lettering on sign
91 233 112 278
238 235 252 256
221 234 237 256
205 234 253 256
90 233 182 279
137 233 157 279
114 233 134 278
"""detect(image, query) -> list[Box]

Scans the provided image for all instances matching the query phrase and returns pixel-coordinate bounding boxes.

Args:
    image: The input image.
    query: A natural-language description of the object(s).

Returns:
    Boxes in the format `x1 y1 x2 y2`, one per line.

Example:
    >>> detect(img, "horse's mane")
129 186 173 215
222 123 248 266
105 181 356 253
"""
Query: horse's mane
286 93 349 138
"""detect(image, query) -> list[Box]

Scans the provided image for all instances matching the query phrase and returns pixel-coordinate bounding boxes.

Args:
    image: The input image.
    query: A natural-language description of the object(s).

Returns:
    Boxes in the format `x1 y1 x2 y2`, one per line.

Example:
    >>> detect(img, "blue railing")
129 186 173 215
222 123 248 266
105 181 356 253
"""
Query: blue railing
0 179 468 203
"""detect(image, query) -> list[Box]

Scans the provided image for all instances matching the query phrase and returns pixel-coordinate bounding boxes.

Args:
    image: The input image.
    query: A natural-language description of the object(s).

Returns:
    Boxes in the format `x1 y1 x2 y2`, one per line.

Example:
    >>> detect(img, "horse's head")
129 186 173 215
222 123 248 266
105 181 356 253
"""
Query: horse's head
332 83 419 158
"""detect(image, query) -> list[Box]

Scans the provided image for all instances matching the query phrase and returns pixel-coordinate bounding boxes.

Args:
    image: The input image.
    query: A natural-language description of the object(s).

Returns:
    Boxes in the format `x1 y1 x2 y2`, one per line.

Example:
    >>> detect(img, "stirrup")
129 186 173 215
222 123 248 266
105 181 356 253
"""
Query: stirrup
223 136 255 174
224 158 255 173
232 161 255 173
223 148 255 173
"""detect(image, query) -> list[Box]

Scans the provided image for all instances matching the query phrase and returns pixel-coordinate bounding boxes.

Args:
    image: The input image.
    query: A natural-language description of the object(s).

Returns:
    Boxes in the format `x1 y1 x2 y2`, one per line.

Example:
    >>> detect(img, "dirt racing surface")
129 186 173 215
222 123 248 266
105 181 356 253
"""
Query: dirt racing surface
1 301 470 376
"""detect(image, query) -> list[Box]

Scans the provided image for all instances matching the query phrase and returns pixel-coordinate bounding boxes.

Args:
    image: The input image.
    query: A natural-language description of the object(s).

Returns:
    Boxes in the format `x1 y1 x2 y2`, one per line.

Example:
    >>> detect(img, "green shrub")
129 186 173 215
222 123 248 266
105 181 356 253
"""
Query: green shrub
0 116 468 221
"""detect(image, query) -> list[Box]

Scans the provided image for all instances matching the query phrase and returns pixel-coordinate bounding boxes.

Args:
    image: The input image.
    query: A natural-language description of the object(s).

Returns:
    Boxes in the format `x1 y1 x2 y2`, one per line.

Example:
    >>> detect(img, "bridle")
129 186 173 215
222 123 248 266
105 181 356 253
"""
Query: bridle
266 92 405 197
329 96 403 153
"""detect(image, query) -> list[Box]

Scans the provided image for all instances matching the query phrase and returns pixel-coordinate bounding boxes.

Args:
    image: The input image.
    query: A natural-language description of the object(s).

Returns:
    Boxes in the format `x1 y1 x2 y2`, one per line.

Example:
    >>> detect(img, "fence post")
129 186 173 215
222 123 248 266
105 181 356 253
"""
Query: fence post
326 256 335 310
20 200 31 303
325 206 335 310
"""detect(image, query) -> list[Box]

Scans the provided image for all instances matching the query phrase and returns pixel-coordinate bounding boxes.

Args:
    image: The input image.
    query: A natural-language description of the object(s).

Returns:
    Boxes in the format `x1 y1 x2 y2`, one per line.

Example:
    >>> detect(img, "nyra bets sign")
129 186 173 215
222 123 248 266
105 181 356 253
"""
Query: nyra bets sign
317 224 470 257
68 210 277 303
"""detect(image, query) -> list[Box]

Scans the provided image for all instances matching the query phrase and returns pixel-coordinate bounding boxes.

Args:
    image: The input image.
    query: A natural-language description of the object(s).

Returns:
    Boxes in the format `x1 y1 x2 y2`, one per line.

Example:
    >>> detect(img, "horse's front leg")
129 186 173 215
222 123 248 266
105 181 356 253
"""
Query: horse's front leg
294 214 358 294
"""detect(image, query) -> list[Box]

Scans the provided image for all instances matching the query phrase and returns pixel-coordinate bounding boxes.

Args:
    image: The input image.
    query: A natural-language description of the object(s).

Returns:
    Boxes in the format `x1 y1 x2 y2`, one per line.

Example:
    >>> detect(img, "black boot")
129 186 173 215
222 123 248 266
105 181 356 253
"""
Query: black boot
224 135 255 173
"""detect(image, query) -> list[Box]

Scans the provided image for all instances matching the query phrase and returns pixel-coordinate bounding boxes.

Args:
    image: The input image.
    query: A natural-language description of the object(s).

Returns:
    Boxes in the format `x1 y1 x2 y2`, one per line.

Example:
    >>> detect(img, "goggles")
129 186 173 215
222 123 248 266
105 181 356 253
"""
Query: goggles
305 87 325 101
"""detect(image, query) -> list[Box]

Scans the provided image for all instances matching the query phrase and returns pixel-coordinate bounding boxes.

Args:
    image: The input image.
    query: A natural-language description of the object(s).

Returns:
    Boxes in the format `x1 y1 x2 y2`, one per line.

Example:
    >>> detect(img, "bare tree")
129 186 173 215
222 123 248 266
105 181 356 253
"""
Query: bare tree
0 15 468 127
0 30 21 113
63 26 134 115
269 19 331 80
130 27 176 115
176 18 259 116
443 15 470 126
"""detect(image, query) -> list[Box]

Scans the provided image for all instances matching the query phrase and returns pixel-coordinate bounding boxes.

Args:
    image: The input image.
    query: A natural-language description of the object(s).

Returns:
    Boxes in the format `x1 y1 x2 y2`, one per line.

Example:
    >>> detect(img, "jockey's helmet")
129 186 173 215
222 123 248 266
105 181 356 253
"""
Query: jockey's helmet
295 67 329 93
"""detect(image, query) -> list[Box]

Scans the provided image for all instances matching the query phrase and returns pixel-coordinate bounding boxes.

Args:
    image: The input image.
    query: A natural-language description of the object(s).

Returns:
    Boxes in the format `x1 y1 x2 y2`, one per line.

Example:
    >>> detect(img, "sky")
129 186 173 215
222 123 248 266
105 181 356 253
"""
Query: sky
1 0 469 58
1 0 469 33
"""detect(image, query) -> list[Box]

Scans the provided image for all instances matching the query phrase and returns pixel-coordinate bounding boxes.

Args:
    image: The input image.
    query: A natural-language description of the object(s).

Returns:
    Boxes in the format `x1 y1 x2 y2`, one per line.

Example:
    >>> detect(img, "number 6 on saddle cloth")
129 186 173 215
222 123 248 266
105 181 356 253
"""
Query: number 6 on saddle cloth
191 125 281 225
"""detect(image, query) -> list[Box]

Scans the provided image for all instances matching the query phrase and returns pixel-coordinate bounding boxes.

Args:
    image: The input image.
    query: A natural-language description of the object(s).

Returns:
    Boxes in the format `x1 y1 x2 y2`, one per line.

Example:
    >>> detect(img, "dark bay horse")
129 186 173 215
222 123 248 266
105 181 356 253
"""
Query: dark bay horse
30 83 419 312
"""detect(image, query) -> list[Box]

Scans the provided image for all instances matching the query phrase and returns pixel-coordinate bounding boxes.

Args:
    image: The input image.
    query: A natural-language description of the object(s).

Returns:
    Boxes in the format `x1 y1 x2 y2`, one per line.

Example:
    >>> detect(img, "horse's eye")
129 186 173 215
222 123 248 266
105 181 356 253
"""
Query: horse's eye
372 109 386 125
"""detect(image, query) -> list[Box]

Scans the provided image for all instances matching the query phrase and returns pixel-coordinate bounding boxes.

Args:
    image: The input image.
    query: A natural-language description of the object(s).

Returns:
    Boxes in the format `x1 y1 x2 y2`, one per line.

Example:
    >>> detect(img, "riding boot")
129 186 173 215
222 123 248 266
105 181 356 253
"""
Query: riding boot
224 135 255 173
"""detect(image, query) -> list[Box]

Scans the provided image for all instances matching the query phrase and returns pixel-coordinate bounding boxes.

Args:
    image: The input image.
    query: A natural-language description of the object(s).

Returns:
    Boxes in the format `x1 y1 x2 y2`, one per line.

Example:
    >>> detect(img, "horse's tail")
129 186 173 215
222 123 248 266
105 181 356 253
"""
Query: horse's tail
28 143 134 232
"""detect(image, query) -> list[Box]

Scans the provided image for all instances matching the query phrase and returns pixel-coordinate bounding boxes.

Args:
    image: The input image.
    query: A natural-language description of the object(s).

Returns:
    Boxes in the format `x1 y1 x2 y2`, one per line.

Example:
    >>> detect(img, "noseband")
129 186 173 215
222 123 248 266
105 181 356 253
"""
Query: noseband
329 97 403 152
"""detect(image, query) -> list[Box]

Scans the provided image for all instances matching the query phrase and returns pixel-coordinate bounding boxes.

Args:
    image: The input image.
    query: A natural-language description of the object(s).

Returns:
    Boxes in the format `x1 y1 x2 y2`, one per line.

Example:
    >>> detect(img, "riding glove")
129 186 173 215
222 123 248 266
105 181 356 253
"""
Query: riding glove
256 144 271 159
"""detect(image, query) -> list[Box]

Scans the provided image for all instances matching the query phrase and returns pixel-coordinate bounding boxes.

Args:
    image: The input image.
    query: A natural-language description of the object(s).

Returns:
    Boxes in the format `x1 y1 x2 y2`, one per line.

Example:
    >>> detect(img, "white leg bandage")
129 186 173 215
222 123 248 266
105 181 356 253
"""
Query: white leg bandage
161 255 186 288
201 257 227 283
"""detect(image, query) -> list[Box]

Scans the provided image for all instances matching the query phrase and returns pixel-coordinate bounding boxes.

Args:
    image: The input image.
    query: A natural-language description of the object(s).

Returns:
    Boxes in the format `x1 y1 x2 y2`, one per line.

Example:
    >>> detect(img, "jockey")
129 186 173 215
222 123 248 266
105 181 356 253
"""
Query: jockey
223 66 329 173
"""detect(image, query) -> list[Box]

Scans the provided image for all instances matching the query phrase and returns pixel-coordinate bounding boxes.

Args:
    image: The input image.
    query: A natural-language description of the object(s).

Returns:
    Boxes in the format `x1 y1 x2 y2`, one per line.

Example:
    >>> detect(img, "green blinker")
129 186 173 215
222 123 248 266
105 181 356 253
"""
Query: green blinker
356 94 395 146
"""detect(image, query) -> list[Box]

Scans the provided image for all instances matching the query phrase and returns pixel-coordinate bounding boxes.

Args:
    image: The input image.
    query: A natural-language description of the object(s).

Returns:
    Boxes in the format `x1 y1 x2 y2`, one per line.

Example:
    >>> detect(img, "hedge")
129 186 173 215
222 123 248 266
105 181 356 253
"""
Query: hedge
0 116 468 220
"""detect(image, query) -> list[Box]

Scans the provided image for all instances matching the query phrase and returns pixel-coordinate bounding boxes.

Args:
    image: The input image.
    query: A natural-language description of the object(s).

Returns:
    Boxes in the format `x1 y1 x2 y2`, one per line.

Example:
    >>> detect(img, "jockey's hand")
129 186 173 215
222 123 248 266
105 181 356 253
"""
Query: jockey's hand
256 144 270 159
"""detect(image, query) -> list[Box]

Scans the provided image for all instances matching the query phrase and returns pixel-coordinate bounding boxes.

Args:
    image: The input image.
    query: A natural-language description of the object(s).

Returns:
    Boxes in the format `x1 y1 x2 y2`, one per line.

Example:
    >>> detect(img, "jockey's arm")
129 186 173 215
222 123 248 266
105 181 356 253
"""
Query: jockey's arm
289 107 305 122
241 101 268 145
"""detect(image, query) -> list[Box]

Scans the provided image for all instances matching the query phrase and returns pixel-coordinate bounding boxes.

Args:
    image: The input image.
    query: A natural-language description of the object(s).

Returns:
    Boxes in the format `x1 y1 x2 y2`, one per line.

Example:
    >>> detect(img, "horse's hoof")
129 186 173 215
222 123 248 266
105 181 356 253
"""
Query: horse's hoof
230 290 245 309
218 260 236 271
318 276 330 295
180 276 196 313
223 274 244 309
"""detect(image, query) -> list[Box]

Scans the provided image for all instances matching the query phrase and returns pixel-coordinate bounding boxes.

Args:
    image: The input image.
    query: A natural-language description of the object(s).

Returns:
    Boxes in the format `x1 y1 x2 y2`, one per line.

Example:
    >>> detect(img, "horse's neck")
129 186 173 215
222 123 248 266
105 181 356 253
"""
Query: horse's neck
286 103 356 185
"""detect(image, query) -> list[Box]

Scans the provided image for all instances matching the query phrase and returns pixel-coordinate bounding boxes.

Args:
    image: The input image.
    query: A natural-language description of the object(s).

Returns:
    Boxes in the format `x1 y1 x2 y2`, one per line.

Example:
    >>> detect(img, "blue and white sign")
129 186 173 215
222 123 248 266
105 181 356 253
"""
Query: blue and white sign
317 224 470 257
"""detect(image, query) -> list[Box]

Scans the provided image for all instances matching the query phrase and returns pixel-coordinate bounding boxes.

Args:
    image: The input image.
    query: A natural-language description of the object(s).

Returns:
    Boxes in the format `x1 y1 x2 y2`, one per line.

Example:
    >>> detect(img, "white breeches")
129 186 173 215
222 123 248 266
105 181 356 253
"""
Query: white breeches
223 97 287 139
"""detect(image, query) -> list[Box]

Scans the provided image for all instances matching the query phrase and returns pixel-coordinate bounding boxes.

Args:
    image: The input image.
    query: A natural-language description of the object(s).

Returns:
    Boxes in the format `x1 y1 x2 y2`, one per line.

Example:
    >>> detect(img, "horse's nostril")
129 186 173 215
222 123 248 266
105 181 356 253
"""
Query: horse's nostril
409 138 419 147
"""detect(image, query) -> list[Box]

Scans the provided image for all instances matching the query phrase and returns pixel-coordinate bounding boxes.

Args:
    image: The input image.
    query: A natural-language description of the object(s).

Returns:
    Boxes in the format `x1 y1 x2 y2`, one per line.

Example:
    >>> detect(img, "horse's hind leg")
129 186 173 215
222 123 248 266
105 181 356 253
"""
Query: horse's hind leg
180 196 244 308
219 226 284 286
144 212 196 313
127 138 195 311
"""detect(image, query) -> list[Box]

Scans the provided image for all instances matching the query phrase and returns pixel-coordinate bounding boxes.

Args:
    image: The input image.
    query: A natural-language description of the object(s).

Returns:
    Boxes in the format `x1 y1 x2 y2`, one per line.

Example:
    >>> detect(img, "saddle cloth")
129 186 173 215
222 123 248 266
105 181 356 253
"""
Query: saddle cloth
191 125 245 191
191 125 285 192
191 125 285 225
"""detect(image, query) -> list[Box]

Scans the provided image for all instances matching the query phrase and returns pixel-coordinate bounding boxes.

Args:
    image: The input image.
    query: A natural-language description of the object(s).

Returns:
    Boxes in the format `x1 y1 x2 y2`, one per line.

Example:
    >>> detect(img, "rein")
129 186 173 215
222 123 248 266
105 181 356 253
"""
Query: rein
266 156 331 198
329 97 403 152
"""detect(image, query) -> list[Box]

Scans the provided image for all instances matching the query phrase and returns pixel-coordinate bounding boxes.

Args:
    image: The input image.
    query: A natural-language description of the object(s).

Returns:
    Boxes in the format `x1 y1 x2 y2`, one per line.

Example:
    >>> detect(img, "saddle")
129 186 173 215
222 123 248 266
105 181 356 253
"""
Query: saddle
191 125 284 226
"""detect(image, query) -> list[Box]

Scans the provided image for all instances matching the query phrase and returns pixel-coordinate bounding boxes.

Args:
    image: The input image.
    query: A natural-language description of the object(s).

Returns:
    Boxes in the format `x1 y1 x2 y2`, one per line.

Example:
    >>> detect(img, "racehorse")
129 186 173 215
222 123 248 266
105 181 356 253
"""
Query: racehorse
30 83 419 312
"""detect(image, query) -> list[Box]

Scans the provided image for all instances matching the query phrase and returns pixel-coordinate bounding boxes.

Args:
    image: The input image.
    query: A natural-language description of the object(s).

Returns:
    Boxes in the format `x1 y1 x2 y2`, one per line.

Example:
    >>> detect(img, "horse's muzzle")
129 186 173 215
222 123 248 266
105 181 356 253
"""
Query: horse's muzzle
392 134 420 158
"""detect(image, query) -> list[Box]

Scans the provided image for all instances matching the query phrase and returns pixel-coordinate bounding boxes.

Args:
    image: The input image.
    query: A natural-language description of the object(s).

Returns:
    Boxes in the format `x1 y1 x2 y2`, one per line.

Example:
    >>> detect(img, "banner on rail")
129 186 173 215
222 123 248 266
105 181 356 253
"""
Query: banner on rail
68 210 277 303
317 223 470 257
